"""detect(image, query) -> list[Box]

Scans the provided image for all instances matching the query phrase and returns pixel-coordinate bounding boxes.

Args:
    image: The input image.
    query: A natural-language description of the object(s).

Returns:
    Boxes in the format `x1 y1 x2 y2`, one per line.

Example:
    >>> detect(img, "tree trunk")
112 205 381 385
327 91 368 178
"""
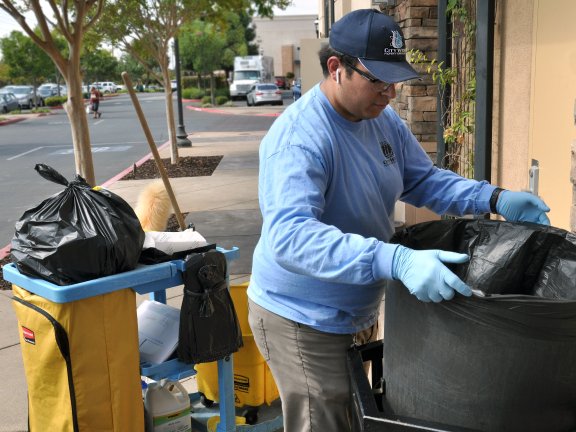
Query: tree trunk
203 69 206 95
197 71 201 90
146 70 150 88
63 47 96 187
161 63 179 165
210 72 215 106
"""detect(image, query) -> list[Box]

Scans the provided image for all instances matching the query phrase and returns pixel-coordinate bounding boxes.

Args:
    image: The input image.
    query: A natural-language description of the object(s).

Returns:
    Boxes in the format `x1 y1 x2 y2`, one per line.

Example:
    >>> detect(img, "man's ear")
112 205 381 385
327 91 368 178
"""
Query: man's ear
327 57 341 83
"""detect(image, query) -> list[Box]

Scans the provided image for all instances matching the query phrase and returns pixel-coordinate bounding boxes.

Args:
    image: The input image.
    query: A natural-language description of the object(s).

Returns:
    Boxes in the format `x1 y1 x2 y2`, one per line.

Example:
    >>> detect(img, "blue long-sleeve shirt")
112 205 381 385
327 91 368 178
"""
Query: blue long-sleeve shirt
247 84 496 333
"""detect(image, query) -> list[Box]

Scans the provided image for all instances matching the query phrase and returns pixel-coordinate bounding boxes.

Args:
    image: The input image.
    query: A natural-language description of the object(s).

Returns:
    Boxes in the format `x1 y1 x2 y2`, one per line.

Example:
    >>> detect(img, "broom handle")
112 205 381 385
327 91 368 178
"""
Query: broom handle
121 72 187 231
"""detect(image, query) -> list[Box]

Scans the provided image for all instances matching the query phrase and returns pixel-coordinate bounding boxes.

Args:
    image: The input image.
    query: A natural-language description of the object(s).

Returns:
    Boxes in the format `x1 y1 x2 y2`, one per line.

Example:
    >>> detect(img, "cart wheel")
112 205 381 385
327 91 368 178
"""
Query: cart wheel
242 408 259 425
199 392 214 407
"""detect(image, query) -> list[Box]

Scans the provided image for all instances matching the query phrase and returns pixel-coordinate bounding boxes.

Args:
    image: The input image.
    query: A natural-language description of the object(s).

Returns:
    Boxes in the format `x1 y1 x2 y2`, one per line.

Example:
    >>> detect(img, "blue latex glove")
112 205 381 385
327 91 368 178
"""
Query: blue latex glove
496 191 550 225
392 246 472 303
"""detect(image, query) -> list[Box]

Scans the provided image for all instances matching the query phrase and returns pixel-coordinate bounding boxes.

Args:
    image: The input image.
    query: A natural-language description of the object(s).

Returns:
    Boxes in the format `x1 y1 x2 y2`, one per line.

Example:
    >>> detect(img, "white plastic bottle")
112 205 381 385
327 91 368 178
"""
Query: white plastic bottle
144 380 192 432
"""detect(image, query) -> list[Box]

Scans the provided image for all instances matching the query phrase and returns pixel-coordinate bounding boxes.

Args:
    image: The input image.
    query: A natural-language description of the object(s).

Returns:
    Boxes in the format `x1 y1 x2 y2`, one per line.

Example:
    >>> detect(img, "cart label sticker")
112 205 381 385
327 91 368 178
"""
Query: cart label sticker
234 374 249 393
152 407 191 430
22 327 35 345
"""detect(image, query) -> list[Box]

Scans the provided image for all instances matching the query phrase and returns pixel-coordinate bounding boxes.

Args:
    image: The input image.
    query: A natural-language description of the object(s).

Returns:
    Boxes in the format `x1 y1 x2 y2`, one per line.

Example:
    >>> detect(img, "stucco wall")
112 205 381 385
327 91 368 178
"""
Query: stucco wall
492 0 534 192
252 15 317 78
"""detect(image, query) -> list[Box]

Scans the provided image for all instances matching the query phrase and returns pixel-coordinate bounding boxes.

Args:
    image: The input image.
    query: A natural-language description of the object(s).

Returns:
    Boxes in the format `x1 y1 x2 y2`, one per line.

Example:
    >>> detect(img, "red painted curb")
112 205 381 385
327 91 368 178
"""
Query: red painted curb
255 113 282 117
185 106 230 115
182 99 202 103
0 244 9 259
0 117 25 126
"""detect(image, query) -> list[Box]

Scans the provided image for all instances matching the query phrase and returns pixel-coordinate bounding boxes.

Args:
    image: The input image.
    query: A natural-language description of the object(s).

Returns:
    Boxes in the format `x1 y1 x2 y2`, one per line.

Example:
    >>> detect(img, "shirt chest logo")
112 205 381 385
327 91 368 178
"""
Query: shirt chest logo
380 141 396 166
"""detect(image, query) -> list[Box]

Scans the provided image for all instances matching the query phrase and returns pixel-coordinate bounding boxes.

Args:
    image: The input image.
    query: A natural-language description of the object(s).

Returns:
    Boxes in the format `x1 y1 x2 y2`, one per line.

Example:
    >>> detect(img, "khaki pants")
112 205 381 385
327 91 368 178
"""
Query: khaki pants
248 298 377 432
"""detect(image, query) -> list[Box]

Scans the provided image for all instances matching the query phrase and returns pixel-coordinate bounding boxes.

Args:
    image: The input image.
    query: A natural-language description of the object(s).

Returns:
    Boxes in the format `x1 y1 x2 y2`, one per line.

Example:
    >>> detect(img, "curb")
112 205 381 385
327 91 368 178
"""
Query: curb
185 105 283 117
1 135 176 259
182 99 201 103
186 106 230 115
0 117 26 126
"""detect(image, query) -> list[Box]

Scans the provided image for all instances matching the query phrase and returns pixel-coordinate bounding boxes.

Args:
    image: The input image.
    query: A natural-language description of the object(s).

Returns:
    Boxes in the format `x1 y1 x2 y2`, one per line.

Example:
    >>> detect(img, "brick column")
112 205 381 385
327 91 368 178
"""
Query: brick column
383 0 438 161
571 140 576 233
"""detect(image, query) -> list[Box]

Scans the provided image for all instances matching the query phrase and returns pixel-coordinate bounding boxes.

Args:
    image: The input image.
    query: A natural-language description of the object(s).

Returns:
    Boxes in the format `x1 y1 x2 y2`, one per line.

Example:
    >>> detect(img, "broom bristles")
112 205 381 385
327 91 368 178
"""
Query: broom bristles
135 180 173 231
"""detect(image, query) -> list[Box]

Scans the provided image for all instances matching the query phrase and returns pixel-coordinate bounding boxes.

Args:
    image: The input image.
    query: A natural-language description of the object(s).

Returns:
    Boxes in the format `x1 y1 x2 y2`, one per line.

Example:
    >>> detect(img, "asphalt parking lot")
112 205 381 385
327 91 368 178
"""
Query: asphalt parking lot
0 90 292 247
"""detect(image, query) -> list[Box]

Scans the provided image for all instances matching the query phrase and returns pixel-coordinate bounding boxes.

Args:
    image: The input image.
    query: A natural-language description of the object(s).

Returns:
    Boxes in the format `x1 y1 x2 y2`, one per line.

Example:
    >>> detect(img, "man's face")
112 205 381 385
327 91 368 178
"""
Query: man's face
334 61 396 122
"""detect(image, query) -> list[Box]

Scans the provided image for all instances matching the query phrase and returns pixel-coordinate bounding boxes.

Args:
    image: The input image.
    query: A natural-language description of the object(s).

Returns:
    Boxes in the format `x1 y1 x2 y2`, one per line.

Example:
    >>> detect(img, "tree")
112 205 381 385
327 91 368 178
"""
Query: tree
0 0 105 186
0 30 55 107
180 20 226 105
82 48 119 85
0 62 9 87
99 0 289 165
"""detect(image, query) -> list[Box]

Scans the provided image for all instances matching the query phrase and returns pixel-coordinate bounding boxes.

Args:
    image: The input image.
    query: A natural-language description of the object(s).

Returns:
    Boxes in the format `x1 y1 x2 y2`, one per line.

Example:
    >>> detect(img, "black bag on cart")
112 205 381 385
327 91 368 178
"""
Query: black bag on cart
384 219 576 432
11 164 145 286
178 250 243 364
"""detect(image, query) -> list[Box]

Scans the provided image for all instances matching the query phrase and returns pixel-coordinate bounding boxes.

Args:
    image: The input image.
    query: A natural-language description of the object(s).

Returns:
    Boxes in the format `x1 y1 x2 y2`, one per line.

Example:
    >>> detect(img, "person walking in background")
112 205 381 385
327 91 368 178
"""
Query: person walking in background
90 86 101 119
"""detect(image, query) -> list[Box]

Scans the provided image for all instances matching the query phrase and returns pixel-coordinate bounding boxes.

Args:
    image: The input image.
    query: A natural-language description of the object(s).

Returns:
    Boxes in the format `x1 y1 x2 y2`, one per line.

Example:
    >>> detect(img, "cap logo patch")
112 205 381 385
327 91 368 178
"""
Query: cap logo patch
384 30 406 55
390 31 403 49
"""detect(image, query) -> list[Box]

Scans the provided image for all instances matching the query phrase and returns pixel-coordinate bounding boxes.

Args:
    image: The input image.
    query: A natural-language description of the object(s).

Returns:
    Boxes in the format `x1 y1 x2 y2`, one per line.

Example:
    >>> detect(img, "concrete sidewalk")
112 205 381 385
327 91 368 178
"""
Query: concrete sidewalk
0 129 265 432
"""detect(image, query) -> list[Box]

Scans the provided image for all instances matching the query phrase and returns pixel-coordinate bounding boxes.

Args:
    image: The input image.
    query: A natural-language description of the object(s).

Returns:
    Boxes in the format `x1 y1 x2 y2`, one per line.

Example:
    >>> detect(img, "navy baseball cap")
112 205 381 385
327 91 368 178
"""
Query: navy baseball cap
330 9 421 84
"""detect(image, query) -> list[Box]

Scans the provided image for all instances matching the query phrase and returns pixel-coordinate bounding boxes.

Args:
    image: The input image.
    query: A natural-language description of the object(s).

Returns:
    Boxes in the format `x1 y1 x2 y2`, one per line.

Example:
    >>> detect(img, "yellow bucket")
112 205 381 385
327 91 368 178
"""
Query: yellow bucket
195 282 280 407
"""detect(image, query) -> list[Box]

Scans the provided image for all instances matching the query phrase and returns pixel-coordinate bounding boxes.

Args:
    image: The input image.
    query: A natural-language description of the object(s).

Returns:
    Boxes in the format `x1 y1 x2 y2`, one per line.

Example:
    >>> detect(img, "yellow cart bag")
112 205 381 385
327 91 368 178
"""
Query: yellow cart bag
12 285 144 432
195 282 279 408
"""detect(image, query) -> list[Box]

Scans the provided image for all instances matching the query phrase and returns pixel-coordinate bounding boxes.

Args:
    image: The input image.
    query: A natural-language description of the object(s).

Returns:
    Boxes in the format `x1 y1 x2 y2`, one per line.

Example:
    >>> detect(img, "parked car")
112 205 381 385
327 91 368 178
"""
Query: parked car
292 77 301 101
37 87 58 101
246 83 283 106
90 82 117 94
274 76 290 90
11 86 42 108
0 91 20 113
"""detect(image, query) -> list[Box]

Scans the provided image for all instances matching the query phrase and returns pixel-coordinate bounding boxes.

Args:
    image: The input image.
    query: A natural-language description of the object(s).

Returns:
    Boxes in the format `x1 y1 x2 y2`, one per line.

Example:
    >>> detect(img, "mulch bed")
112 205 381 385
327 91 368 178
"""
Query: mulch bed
0 255 11 290
122 156 223 180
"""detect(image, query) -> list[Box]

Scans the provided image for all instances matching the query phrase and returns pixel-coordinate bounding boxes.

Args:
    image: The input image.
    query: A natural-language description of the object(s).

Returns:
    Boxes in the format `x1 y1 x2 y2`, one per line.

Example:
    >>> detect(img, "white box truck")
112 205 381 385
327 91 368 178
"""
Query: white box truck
229 56 274 100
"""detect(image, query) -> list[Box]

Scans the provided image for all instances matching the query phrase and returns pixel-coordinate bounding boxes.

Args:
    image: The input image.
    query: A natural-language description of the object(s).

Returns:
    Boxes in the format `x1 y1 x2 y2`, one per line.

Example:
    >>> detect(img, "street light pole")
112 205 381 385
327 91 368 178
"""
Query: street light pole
173 36 191 147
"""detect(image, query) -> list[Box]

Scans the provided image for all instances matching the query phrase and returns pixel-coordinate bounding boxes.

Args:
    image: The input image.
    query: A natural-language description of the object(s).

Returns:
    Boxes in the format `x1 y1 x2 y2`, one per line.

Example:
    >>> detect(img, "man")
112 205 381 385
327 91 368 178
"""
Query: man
247 9 550 432
90 86 101 119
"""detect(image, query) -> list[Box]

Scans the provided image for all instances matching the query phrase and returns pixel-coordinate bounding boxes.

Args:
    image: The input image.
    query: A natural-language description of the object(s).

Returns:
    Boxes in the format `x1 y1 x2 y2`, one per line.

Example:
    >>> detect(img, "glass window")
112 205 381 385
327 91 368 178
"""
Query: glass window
12 88 29 94
234 71 260 81
258 85 277 90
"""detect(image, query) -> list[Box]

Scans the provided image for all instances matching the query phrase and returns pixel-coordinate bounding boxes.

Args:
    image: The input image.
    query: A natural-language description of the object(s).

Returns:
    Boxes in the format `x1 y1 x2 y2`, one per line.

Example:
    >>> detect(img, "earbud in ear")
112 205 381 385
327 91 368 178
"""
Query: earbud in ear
336 68 340 84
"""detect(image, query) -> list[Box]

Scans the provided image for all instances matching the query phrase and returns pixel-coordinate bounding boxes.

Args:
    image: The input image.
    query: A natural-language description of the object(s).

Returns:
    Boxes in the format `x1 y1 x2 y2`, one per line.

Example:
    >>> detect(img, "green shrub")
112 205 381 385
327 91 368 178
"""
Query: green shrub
215 96 228 106
10 110 21 114
223 101 235 107
215 88 230 98
45 96 63 106
117 89 128 93
201 96 212 105
83 92 90 99
286 72 295 80
201 103 212 108
0 117 6 121
62 95 68 103
182 88 204 99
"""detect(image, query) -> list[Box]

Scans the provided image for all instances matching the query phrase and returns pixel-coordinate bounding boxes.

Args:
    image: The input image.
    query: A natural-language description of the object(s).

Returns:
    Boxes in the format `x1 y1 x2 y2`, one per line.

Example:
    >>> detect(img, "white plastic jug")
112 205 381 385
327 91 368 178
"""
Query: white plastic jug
144 380 192 432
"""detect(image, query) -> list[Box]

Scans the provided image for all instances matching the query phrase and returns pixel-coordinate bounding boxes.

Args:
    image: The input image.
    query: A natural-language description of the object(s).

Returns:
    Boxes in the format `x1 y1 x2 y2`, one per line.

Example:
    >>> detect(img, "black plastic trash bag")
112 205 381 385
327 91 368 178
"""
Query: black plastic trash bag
11 164 145 286
383 219 576 432
178 250 243 364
